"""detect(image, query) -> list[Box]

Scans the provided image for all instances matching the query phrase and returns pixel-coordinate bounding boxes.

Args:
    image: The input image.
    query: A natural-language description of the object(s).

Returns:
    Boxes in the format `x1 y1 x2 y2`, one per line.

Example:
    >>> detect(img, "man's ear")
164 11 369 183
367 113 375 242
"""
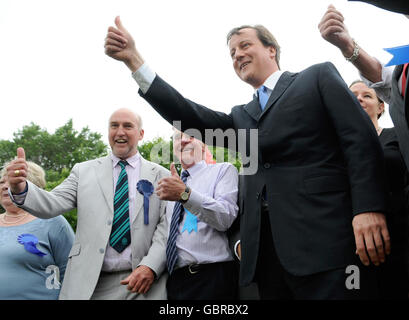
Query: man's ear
269 46 276 59
139 129 145 141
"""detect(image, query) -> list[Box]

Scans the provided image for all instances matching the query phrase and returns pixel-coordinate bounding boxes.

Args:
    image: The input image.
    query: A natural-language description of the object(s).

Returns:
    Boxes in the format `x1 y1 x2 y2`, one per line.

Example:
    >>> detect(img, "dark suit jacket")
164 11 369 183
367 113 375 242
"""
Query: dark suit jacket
388 64 409 171
140 62 387 285
348 0 409 14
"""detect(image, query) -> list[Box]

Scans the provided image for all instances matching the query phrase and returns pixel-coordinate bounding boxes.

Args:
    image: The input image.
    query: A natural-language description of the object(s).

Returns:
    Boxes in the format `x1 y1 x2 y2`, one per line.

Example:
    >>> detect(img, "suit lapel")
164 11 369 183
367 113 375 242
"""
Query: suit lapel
132 156 157 225
260 71 296 119
244 95 262 122
243 72 296 123
95 156 114 215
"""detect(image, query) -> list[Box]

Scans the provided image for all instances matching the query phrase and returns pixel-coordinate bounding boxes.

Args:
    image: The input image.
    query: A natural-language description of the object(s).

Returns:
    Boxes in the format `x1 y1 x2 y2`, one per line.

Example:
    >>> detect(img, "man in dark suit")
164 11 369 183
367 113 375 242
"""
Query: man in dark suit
105 17 390 299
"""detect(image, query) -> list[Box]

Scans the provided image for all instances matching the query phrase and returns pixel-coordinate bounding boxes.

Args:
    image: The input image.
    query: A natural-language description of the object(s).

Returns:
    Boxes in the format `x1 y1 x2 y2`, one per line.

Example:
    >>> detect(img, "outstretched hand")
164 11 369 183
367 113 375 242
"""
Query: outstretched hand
105 16 144 72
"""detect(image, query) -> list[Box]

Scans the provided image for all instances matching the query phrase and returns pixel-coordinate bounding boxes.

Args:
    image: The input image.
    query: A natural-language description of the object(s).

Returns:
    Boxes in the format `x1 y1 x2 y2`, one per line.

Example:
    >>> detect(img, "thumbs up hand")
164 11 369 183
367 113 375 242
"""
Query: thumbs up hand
7 147 28 194
104 16 145 72
156 163 187 201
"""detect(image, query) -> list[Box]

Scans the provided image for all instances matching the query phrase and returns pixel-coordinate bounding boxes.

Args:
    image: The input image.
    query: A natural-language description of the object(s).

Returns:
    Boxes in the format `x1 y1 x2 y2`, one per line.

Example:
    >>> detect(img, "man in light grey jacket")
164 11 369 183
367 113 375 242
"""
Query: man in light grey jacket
6 108 169 300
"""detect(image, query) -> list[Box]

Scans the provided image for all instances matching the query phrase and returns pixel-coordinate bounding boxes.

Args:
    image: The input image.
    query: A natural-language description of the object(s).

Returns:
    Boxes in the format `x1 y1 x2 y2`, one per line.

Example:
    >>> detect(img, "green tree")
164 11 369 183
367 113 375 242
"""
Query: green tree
0 120 109 229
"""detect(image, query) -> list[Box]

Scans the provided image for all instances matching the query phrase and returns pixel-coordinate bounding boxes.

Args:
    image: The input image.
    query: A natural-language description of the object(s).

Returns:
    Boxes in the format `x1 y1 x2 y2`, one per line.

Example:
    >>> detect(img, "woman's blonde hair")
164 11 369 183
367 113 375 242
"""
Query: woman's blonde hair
1 161 46 189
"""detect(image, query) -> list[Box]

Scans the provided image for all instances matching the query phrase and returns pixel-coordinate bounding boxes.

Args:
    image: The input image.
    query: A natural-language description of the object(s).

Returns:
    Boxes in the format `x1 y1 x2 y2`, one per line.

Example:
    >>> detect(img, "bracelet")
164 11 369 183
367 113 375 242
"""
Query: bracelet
345 39 360 63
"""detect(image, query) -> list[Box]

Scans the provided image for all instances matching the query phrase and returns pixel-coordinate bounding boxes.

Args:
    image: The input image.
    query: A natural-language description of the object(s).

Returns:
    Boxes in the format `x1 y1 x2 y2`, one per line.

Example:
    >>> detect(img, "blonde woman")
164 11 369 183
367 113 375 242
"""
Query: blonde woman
0 161 74 300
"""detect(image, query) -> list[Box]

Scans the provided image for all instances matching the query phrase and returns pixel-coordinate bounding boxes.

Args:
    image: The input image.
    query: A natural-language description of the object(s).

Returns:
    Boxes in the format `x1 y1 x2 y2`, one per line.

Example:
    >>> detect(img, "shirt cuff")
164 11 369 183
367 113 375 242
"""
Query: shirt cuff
182 188 204 217
8 184 28 205
131 63 156 94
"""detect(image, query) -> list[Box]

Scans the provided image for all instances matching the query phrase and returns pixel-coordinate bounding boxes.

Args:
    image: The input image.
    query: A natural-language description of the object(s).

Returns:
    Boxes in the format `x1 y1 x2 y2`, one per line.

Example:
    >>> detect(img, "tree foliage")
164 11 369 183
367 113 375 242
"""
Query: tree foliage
1 123 241 231
0 120 108 172
0 120 108 229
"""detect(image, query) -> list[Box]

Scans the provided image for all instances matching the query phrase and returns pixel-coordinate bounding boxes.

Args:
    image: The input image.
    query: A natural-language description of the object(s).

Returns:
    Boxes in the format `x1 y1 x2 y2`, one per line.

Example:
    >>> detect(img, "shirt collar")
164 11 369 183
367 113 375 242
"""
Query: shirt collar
110 152 141 169
182 160 206 178
254 70 285 96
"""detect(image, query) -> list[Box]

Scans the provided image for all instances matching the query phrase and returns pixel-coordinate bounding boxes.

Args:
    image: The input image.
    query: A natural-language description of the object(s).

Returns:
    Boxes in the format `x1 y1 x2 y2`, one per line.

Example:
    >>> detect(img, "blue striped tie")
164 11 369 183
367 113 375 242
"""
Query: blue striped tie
166 170 190 274
110 160 131 253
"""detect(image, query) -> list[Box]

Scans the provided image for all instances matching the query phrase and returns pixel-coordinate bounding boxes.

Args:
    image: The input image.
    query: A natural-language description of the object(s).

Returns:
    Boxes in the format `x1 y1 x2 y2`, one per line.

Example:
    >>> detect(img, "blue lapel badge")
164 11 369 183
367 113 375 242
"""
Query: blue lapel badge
137 179 154 225
17 234 47 257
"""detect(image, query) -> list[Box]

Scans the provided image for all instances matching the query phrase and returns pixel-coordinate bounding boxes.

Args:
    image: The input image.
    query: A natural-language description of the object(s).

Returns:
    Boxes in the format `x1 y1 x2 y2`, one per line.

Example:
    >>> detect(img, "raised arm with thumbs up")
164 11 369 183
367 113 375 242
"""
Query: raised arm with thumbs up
104 16 145 72
6 147 28 194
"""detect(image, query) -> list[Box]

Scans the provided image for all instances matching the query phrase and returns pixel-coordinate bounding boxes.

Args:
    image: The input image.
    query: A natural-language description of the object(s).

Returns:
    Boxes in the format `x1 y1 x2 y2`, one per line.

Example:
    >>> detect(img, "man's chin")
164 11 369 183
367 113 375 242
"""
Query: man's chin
112 148 133 159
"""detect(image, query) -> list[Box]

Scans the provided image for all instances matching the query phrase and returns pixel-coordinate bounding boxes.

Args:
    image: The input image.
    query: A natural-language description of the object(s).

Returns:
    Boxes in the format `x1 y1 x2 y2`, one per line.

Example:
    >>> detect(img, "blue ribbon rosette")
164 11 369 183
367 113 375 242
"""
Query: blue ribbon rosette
137 179 154 225
17 234 47 257
182 209 198 233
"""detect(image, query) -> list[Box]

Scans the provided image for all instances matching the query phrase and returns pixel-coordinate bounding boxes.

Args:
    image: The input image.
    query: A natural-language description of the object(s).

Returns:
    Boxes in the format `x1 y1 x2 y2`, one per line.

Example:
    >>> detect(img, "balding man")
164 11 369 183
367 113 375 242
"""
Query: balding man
6 108 169 300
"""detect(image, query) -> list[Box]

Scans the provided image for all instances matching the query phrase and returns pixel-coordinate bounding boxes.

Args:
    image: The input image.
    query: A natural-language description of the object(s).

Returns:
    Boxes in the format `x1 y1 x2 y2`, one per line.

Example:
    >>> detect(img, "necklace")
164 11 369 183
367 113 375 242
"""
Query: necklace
376 127 382 135
0 212 28 225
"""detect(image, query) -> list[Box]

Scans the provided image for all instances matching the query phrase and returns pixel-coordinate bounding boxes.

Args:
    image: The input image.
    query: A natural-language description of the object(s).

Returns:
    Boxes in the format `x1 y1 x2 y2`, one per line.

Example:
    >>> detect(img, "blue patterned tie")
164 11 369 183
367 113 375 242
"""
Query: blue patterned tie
166 170 190 274
257 85 270 111
110 160 131 253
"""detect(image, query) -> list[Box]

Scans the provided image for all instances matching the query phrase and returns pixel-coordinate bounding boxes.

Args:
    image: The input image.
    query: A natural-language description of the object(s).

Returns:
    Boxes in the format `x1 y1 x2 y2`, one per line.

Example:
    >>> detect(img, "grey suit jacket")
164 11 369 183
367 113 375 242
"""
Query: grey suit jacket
19 155 169 300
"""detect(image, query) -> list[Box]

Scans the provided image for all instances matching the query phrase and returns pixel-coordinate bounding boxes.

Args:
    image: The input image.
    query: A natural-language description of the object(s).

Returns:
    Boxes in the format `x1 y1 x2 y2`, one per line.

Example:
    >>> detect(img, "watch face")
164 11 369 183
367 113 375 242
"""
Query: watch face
181 192 189 201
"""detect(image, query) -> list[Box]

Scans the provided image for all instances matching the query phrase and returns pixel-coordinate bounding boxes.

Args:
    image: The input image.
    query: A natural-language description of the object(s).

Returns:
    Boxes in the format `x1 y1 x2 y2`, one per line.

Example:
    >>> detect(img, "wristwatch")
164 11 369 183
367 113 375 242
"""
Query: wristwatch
180 186 191 203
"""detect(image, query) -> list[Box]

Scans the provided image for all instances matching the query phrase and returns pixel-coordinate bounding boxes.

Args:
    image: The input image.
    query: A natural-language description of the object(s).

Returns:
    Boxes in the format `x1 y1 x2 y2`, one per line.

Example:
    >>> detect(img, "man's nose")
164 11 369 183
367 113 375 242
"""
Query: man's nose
233 48 244 63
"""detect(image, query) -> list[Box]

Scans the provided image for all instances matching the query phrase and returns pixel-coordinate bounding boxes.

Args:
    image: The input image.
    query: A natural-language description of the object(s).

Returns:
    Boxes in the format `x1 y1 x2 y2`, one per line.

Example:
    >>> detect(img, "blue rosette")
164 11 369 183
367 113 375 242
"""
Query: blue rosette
181 209 198 234
137 179 154 225
17 234 47 257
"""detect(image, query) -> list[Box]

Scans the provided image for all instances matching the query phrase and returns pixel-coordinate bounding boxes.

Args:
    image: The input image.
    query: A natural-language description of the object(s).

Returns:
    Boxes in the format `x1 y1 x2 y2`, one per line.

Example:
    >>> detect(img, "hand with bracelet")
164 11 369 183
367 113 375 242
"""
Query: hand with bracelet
318 5 359 61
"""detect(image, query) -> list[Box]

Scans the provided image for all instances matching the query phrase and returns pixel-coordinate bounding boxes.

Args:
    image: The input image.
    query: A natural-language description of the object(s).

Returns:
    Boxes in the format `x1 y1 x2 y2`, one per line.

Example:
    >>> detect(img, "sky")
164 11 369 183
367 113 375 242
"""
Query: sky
0 0 407 149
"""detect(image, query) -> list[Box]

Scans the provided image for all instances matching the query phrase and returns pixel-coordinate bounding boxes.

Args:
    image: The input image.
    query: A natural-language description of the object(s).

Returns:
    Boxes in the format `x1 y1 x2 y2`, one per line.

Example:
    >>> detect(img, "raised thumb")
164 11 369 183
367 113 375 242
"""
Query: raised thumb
170 162 179 177
17 147 26 160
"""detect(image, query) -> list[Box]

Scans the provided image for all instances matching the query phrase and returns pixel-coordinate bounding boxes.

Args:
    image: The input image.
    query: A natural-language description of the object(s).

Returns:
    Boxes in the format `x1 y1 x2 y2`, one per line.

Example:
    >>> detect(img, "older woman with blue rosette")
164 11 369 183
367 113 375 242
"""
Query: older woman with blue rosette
0 160 74 300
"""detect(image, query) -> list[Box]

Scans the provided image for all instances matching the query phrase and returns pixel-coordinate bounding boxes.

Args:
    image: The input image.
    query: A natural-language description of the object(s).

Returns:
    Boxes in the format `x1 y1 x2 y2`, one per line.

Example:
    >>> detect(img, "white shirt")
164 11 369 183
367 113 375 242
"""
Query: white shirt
254 70 284 98
359 58 396 104
101 152 141 272
166 161 239 268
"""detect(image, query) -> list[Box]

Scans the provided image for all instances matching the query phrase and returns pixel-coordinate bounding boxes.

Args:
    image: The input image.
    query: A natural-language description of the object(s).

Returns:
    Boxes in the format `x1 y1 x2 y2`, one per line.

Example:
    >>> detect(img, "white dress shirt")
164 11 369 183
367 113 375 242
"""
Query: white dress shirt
166 160 238 268
254 70 284 99
101 152 141 272
359 59 396 104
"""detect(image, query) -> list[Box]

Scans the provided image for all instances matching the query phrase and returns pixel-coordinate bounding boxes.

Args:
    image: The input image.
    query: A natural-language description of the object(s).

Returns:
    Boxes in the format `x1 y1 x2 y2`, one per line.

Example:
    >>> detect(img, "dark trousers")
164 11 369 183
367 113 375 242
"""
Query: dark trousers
255 201 380 300
167 261 238 300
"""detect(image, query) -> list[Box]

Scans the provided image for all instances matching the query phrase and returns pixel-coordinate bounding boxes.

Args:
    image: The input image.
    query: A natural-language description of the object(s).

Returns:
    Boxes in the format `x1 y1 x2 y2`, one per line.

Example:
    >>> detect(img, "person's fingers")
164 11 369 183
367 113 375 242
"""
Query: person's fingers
319 17 345 34
381 225 391 255
354 231 370 266
364 231 380 266
373 228 386 263
120 275 130 285
320 25 344 38
104 45 125 55
319 11 344 28
106 31 127 45
105 38 126 50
